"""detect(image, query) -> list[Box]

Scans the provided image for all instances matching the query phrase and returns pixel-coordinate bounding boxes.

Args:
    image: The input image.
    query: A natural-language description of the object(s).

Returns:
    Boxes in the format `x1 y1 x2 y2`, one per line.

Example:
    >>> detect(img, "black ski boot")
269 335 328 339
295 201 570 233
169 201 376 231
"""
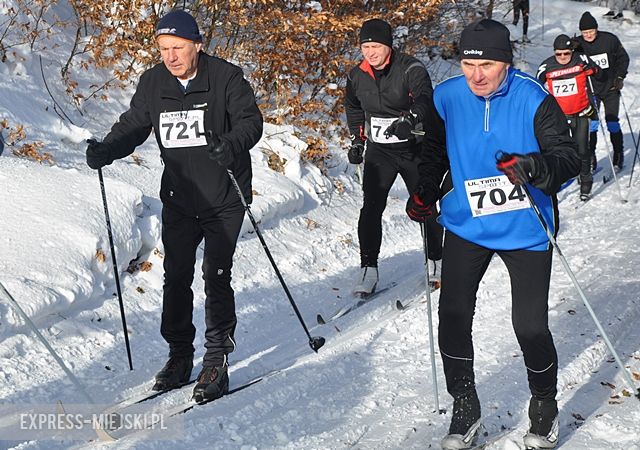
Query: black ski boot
611 131 624 171
152 355 193 391
441 390 482 449
579 175 592 202
523 397 559 449
192 363 229 402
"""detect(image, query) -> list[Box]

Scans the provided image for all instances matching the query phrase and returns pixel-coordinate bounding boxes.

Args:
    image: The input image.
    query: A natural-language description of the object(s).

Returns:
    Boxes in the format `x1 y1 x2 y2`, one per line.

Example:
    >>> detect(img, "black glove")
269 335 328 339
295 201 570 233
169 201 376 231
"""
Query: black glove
578 54 599 74
384 112 417 140
86 139 113 170
405 185 437 222
610 77 624 91
206 132 234 166
348 137 365 164
496 152 542 185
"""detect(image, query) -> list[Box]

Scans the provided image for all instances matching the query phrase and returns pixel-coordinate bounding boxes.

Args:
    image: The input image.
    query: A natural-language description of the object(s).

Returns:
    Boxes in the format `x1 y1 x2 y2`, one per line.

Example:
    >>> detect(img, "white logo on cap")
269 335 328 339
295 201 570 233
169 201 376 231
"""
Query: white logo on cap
156 27 177 36
463 49 484 56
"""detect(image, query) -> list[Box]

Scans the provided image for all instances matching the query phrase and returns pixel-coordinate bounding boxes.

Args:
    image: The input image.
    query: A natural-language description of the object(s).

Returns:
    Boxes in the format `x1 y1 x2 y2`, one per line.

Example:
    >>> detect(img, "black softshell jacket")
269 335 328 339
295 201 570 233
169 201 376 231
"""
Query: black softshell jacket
103 52 263 216
345 51 432 148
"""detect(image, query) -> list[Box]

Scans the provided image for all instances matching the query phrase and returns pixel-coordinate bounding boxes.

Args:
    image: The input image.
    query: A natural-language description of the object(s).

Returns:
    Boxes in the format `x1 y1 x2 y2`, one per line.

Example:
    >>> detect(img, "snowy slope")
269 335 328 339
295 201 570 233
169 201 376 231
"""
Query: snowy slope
1 0 640 449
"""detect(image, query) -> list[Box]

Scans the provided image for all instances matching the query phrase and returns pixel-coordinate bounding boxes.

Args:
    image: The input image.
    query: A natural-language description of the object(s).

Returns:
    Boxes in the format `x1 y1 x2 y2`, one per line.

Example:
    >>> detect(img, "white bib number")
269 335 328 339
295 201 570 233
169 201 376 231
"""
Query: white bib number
551 78 578 97
464 175 530 217
590 53 609 70
159 110 207 148
370 116 408 144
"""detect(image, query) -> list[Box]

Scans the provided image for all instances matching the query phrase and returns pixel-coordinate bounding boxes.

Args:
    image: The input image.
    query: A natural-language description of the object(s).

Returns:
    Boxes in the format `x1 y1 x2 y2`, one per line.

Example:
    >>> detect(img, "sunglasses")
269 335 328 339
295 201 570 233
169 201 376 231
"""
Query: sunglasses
554 51 572 56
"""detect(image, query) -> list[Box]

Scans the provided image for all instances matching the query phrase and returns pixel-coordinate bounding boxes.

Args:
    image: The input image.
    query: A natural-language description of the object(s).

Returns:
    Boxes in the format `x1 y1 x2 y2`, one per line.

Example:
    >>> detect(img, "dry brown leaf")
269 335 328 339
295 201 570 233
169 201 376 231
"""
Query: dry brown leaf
95 249 106 263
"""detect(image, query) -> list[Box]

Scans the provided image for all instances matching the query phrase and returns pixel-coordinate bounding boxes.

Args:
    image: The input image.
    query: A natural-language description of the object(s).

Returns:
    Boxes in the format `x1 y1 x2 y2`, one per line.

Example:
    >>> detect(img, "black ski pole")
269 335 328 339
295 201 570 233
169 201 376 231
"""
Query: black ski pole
98 168 134 370
419 222 442 414
518 182 639 400
621 93 640 188
226 169 325 353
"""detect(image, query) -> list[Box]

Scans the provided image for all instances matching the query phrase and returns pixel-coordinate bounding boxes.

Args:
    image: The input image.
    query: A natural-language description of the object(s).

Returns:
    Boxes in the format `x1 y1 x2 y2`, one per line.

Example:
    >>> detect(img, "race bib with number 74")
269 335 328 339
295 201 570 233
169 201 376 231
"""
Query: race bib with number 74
369 116 408 144
159 110 207 148
464 175 530 217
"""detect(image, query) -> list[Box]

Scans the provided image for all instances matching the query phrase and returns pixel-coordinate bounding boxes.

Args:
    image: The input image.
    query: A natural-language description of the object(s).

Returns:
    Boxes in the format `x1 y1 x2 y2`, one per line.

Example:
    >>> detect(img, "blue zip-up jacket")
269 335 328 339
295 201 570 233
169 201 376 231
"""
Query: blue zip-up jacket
418 67 579 251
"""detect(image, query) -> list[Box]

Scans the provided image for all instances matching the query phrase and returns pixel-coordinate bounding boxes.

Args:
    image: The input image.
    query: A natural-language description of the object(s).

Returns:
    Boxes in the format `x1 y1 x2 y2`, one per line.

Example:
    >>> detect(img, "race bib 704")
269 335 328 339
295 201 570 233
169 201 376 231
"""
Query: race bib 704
464 175 530 217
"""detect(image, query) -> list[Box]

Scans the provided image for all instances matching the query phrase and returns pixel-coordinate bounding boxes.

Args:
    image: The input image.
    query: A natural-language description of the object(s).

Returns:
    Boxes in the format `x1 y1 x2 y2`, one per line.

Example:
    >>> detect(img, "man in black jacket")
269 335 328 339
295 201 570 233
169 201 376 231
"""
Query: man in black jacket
85 10 263 402
576 11 629 171
345 18 443 296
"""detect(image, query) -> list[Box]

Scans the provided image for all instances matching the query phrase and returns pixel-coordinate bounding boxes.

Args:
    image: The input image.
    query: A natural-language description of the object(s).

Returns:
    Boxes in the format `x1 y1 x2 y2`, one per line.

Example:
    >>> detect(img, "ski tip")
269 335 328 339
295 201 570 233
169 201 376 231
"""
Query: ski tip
316 314 326 325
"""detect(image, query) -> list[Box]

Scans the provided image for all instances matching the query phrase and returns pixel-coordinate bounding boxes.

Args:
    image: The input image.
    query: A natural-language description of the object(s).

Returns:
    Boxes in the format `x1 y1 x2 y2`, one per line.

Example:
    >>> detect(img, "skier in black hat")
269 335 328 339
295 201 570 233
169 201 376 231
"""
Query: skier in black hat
537 34 602 201
575 11 629 172
344 18 443 297
408 19 579 449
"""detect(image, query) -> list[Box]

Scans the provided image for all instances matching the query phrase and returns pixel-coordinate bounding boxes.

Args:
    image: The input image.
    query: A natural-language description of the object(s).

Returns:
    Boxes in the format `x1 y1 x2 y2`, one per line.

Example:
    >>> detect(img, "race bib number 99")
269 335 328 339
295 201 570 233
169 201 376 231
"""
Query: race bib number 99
589 53 609 70
370 116 408 144
464 175 530 217
159 110 207 148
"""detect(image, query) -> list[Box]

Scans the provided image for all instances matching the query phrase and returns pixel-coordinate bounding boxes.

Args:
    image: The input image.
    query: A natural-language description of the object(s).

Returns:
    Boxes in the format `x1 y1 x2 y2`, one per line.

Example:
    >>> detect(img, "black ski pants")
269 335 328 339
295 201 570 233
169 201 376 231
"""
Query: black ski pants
438 231 558 400
513 0 530 35
590 90 623 154
567 115 592 183
161 203 244 367
359 142 443 267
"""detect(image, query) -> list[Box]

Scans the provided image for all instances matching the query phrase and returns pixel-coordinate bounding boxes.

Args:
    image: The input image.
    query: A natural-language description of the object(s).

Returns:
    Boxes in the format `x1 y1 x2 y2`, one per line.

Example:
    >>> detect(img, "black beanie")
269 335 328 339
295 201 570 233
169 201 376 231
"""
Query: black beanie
579 12 598 31
156 10 202 42
459 19 512 64
359 19 393 48
553 34 572 50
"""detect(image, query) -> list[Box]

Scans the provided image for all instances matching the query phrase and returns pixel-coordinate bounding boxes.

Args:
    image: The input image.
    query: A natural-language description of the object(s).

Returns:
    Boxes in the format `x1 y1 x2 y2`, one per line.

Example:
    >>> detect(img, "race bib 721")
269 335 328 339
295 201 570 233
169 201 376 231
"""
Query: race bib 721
159 110 207 148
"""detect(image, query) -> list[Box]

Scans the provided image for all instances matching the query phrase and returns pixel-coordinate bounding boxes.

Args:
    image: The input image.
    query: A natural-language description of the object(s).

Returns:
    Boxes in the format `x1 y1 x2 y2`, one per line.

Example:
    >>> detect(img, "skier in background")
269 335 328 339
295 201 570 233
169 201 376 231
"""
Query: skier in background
407 19 579 450
344 18 443 297
512 0 530 43
575 11 629 172
537 34 601 201
85 10 263 403
603 0 625 19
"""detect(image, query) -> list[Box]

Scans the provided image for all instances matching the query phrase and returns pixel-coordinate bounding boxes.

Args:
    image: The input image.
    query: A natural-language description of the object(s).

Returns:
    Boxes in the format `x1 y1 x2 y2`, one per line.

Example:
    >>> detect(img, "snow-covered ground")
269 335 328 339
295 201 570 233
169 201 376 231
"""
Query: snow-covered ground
1 0 639 448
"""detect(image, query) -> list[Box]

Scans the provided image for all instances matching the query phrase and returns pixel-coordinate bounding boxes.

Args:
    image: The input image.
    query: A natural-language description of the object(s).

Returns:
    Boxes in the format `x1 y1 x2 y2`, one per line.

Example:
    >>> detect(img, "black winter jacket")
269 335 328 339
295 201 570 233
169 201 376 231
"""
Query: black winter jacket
345 51 432 149
103 52 263 216
576 31 629 96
